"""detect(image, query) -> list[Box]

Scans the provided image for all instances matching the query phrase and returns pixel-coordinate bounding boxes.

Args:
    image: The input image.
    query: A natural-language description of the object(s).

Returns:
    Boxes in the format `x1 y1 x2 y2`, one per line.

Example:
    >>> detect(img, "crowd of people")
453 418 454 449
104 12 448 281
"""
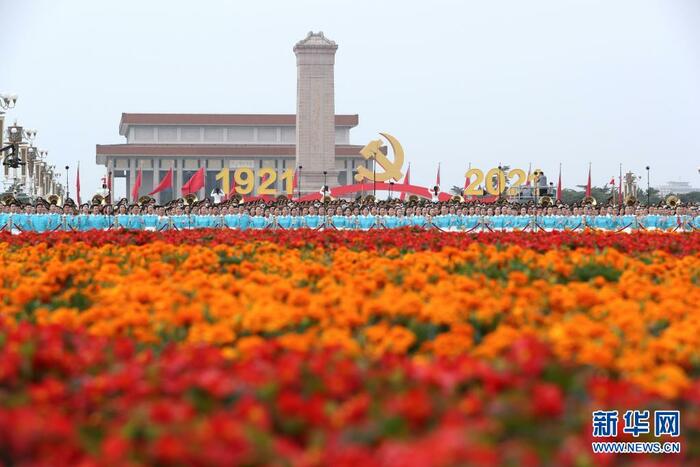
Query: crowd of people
1 194 698 233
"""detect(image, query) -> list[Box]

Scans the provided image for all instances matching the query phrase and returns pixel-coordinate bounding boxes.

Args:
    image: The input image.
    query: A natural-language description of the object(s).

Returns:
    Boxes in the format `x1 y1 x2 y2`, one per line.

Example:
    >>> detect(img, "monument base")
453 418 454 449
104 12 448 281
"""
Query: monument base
299 170 339 196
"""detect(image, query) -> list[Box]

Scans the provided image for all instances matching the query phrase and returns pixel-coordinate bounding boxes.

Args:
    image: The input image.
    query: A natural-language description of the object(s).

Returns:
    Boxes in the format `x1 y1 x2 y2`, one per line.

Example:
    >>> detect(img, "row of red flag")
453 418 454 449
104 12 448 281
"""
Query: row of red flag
73 164 621 203
72 167 206 204
396 163 620 203
116 167 300 202
132 167 209 199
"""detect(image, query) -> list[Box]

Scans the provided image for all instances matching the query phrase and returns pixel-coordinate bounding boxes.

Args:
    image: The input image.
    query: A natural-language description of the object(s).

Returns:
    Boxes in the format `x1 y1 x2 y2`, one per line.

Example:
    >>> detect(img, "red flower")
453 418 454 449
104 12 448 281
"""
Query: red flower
28 378 66 404
508 336 550 378
151 434 188 464
148 400 194 425
0 319 697 465
100 435 131 464
388 388 433 427
3 230 698 255
531 383 564 418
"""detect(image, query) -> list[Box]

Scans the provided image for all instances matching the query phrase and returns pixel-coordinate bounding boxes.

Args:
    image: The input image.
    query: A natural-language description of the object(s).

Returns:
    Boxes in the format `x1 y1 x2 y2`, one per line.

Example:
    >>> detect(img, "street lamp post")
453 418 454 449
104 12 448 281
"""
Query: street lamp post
0 95 17 156
38 152 47 196
645 166 650 206
322 171 328 199
0 92 16 142
7 124 36 144
0 94 18 111
3 124 36 191
26 147 37 195
65 165 70 200
389 181 394 200
297 165 302 200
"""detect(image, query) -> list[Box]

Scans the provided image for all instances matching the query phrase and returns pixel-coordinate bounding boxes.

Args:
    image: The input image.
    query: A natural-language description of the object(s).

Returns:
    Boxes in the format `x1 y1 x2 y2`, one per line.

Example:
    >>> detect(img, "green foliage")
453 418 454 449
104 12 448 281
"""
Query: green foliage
218 251 243 265
638 187 663 205
571 262 622 282
679 191 700 204
563 186 614 205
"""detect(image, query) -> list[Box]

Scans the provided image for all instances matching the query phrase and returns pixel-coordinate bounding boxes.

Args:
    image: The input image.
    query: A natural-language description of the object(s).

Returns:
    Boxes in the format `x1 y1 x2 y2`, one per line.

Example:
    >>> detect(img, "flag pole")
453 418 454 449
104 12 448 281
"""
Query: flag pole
585 162 592 198
556 162 562 203
464 162 471 198
619 163 623 207
76 161 80 206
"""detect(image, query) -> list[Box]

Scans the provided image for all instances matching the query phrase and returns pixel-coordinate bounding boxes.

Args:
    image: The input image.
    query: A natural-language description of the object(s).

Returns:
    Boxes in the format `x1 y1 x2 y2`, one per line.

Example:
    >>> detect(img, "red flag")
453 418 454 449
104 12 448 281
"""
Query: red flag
76 164 81 205
525 163 532 186
107 171 112 203
148 168 173 196
462 166 472 200
131 168 142 201
182 167 205 196
556 165 562 202
609 177 616 205
585 164 592 197
435 163 441 188
400 163 411 201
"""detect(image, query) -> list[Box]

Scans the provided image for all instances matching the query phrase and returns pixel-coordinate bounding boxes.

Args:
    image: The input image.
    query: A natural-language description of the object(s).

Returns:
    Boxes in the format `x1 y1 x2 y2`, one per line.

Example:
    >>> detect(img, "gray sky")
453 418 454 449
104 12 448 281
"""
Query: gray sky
2 0 699 195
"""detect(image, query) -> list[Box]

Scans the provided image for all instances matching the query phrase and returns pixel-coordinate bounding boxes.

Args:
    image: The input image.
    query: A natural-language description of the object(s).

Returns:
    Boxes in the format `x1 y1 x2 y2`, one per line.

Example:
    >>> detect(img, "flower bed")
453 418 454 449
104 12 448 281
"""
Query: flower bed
0 230 698 464
2 228 700 254
1 323 698 465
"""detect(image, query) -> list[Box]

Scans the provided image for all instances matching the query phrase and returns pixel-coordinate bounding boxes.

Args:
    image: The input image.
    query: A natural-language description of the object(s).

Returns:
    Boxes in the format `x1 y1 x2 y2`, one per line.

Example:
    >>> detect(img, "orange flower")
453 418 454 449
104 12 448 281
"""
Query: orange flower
0 237 697 398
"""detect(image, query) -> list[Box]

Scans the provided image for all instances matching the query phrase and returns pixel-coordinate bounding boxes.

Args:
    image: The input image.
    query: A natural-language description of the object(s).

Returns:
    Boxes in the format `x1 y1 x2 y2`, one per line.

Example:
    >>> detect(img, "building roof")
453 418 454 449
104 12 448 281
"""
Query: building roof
96 143 363 164
119 113 358 135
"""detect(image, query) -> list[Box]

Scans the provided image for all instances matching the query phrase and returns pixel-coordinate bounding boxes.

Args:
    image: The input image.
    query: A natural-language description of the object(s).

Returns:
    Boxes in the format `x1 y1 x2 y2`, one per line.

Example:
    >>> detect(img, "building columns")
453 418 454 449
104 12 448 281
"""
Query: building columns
175 159 183 199
0 115 5 181
19 146 27 190
128 157 137 202
152 159 159 204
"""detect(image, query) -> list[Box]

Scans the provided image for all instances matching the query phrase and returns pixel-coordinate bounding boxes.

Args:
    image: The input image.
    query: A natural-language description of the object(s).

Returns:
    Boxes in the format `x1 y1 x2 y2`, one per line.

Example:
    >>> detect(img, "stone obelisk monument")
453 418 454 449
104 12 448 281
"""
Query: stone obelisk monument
294 31 338 194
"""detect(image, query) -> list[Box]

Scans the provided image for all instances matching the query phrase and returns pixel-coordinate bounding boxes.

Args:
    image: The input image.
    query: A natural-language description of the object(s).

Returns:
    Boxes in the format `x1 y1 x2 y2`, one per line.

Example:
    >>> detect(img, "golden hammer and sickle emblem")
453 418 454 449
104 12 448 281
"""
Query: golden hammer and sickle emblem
354 132 405 182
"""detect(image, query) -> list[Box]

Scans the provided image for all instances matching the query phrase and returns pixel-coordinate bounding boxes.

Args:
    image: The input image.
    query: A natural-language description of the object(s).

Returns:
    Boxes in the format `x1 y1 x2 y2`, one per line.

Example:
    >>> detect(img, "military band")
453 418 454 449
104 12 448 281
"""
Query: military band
0 196 698 233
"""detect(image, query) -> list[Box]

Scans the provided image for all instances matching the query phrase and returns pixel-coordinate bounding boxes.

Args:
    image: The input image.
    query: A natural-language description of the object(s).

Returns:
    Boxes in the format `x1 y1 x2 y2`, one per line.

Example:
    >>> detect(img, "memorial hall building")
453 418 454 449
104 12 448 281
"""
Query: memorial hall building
95 32 370 203
95 112 366 203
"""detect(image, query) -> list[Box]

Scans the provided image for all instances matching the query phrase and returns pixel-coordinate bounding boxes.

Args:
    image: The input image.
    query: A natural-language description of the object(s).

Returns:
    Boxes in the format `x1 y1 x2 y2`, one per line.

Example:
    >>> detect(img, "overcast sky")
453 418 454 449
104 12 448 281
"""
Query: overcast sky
2 0 699 196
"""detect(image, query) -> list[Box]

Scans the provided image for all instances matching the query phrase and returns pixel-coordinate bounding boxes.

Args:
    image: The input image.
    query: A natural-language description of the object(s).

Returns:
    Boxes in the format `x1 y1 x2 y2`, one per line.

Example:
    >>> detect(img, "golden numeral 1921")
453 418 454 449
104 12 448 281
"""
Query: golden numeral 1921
215 168 295 196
